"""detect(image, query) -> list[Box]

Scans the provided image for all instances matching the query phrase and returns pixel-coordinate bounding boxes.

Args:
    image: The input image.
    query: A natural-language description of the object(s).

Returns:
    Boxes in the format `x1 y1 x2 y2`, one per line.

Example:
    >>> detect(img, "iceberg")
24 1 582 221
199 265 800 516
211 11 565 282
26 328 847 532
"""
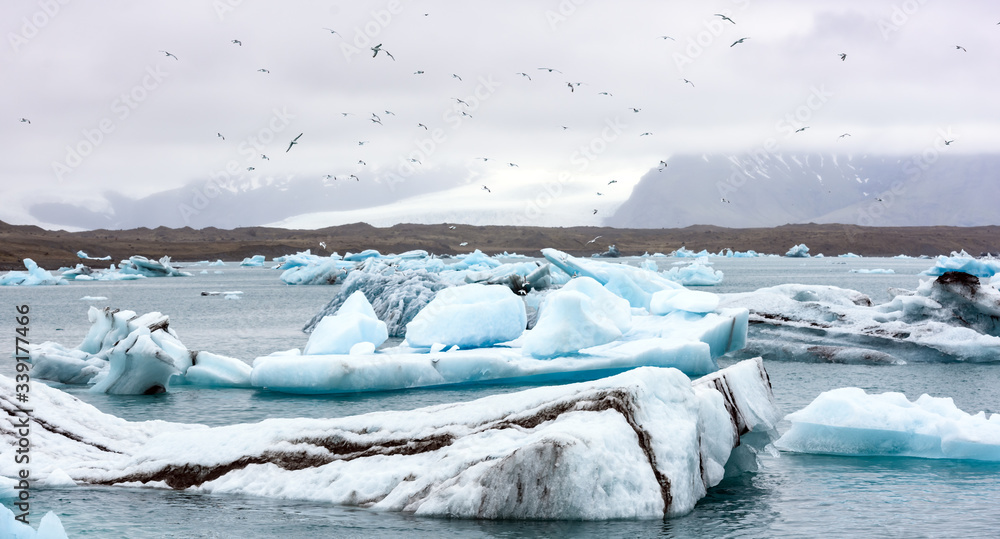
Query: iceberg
118 256 191 277
62 263 146 281
776 387 1000 461
521 277 632 358
921 250 1000 278
0 259 68 286
404 284 527 348
0 358 778 519
0 505 69 539
720 271 1000 364
343 249 382 261
27 307 252 393
303 291 388 354
541 248 683 310
663 257 724 286
240 255 266 266
208 259 226 266
76 250 112 261
280 257 354 285
784 244 810 257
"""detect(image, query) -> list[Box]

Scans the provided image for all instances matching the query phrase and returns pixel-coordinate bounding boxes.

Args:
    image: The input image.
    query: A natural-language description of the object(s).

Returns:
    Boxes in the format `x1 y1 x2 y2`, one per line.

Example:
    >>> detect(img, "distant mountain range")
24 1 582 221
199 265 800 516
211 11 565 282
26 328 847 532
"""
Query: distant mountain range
606 153 1000 229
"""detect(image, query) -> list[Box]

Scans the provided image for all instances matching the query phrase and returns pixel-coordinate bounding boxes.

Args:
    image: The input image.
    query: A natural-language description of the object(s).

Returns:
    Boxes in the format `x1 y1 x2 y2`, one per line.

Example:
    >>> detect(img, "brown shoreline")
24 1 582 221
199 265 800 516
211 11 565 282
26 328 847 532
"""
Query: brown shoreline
1 220 998 271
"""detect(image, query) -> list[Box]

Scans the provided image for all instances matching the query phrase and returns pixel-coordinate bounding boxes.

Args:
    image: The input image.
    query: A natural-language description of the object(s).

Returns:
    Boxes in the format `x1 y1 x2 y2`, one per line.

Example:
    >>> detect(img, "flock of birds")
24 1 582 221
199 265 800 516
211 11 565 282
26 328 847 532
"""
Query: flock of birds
16 9 990 225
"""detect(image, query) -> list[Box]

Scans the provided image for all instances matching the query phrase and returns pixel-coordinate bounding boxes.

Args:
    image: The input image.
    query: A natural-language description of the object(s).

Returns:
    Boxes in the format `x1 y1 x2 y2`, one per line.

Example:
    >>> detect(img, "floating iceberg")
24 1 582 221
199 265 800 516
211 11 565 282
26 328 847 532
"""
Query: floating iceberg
303 291 388 354
28 307 251 393
521 277 632 358
784 244 810 258
0 504 69 539
208 259 226 266
541 248 683 310
272 249 325 270
663 258 724 286
776 387 1000 461
405 284 527 349
720 271 1000 364
280 257 354 285
0 358 778 519
62 263 146 281
0 259 68 286
343 249 382 261
118 256 191 277
76 250 111 261
240 255 266 266
921 250 1000 278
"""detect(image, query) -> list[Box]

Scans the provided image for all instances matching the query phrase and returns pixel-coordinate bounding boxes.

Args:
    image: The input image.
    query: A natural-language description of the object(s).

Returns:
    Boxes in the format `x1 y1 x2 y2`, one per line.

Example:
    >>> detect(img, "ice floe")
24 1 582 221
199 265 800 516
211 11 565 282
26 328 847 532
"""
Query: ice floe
240 255 266 267
776 387 1000 461
921 250 1000 278
118 256 191 278
663 257 724 286
0 358 777 519
0 259 68 286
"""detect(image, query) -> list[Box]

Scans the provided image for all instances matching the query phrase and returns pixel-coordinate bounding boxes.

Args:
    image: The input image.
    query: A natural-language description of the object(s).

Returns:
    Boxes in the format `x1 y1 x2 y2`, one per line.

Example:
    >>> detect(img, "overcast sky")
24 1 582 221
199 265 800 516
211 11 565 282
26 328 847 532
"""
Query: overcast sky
2 1 998 230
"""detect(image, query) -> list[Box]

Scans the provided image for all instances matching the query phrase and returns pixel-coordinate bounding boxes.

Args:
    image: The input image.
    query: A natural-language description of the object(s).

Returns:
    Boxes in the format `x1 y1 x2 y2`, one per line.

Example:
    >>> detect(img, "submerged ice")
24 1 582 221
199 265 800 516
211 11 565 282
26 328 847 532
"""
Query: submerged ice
0 359 778 520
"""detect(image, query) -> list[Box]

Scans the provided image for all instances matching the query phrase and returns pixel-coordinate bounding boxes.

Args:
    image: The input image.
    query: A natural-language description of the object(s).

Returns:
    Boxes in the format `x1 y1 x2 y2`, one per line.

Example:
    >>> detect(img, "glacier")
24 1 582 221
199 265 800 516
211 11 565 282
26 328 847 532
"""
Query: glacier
776 387 1000 461
719 271 1000 364
0 359 778 519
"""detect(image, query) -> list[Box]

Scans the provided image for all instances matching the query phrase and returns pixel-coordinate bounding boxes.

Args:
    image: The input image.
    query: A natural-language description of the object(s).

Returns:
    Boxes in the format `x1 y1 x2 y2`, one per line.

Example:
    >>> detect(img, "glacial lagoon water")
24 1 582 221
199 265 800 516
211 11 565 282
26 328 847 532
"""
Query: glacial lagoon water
2 255 999 537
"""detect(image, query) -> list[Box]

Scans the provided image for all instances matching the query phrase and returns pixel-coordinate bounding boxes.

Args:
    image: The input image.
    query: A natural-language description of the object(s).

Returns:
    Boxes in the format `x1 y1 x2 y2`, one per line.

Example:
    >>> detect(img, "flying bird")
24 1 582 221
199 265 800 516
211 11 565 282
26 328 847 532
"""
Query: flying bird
839 133 851 139
795 126 809 133
592 209 598 215
452 73 463 81
372 112 382 122
323 28 340 35
286 133 302 152
714 13 735 24
508 162 518 167
247 167 255 171
217 132 224 140
349 174 359 181
608 179 618 185
944 139 954 145
630 107 641 113
481 185 491 193
956 45 967 52
452 97 469 106
409 158 422 164
516 72 532 80
460 242 468 246
596 192 603 196
731 37 749 47
566 82 583 92
384 110 395 116
19 118 30 124
341 112 353 117
598 91 613 96
537 67 562 73
721 198 731 203
358 140 369 145
258 68 270 73
261 154 269 160
371 43 394 60
417 123 428 130
448 225 457 229
413 70 424 74
682 78 695 87
659 35 675 40
658 160 668 171
159 50 178 60
586 235 602 244
839 53 847 61
461 111 473 118
475 157 491 162
358 160 366 165
231 40 242 46
640 132 652 136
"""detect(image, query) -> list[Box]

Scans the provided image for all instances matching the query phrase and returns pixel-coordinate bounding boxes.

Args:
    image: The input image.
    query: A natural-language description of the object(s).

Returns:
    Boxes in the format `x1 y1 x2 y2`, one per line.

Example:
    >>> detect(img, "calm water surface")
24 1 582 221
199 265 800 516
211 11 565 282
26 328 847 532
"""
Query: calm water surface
2 256 998 537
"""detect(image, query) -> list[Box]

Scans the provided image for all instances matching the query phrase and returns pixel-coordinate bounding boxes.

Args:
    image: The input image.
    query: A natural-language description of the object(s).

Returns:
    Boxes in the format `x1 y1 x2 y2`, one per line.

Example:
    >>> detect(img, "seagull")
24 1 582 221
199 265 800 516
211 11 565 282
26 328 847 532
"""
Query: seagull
413 70 424 74
217 132 224 140
586 235 602 244
358 140 369 145
417 123 428 130
19 118 31 124
630 107 641 113
598 91 613 96
461 111 473 118
944 139 954 145
608 179 618 185
319 242 327 249
448 225 457 229
659 35 675 40
839 53 847 61
452 97 469 106
286 133 302 152
475 157 491 162
516 72 532 80
537 67 562 73
721 198 731 203
566 82 583 92
323 174 335 180
508 162 518 167
839 133 851 139
261 154 269 160
731 37 749 47
371 43 394 60
409 158 422 164
658 160 668 171
159 50 178 60
592 209 598 215
384 110 395 116
795 126 809 133
452 73 463 81
640 132 652 136
323 28 340 36
371 115 383 125
231 39 242 46
956 45 967 52
482 185 491 193
596 192 604 196
682 78 695 87
247 167 255 171
561 126 569 130
341 112 354 117
715 13 736 24
357 160 366 165
372 112 382 122
349 174 359 181
258 68 270 73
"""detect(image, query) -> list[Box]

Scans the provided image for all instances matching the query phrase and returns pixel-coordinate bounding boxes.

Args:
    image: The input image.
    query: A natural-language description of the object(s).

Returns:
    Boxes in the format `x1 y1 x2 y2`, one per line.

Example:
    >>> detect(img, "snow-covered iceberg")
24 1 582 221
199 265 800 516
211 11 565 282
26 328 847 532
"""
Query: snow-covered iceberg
0 358 778 519
776 387 1000 461
720 271 1000 364
27 307 252 393
0 259 68 286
